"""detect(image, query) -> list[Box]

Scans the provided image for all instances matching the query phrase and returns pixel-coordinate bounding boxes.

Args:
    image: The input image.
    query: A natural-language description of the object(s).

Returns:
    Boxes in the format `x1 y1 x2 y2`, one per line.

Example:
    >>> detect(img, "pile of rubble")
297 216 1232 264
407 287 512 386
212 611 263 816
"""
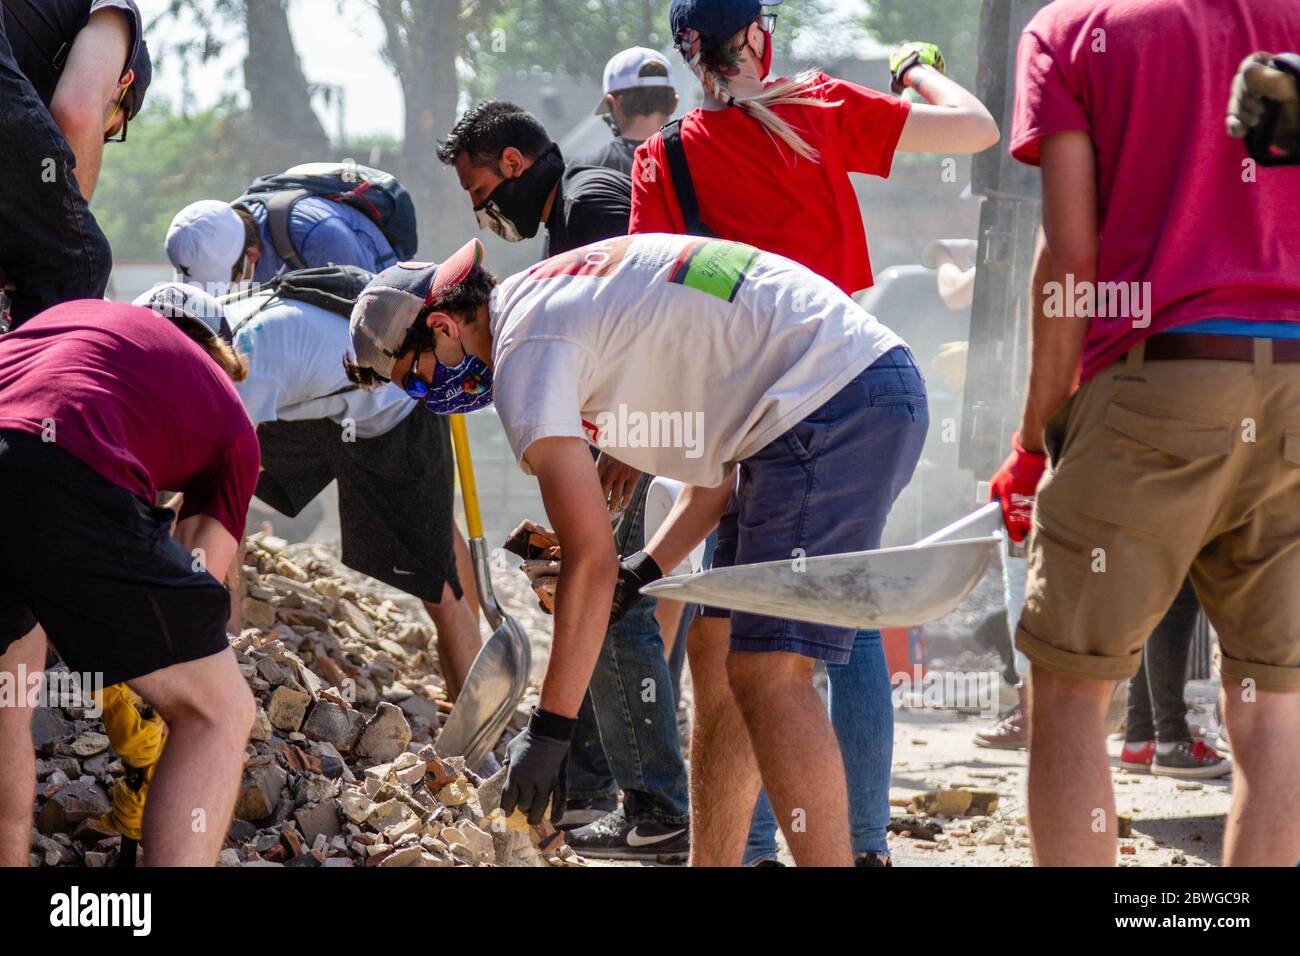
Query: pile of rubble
28 532 579 868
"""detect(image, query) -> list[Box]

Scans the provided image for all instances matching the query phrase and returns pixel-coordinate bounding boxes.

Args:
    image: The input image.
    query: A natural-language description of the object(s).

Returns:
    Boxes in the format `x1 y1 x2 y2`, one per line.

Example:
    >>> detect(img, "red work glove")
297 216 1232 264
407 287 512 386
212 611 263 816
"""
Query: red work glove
990 432 1047 543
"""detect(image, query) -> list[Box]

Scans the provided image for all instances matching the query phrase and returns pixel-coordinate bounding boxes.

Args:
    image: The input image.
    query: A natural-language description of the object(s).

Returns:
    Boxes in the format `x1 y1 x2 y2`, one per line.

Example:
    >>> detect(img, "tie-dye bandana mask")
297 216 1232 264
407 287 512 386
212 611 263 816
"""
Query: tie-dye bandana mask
416 354 495 415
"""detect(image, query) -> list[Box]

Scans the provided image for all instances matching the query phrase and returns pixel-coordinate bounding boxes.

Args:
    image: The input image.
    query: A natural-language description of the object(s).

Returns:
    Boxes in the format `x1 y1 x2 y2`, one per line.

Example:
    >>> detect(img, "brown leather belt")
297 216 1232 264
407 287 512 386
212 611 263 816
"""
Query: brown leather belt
1144 333 1300 363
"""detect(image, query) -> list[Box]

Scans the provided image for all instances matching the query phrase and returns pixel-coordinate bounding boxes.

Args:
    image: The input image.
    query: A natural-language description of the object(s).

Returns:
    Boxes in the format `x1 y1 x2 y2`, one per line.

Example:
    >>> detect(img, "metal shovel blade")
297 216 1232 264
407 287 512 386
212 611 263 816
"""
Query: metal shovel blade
435 536 532 770
436 615 531 771
640 503 1004 630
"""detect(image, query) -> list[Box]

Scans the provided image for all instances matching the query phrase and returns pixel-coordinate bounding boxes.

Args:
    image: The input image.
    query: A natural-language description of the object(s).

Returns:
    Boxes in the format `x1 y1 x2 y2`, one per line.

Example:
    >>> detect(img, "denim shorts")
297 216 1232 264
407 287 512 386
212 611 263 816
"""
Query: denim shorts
0 19 112 328
705 347 929 664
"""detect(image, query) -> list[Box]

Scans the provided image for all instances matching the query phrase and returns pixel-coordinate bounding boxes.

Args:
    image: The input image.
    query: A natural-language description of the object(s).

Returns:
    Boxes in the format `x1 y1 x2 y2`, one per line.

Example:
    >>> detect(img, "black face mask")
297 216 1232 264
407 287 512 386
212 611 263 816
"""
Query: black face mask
474 144 565 242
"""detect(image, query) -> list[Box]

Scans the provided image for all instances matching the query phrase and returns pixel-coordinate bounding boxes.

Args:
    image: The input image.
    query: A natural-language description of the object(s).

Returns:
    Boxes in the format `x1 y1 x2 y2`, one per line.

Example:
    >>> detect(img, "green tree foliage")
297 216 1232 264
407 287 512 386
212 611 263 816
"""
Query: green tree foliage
860 0 983 86
93 97 400 261
92 98 254 262
472 0 835 83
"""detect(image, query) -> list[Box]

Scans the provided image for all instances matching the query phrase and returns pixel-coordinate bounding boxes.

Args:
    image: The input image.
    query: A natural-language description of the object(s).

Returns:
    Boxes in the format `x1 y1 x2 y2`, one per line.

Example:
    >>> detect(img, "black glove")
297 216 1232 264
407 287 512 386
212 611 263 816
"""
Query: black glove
501 707 575 825
609 551 663 627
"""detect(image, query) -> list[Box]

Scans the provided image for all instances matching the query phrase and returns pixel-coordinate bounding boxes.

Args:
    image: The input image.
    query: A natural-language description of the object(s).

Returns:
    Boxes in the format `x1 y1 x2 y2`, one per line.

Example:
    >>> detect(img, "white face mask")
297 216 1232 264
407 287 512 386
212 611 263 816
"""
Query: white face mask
474 203 526 243
470 144 565 243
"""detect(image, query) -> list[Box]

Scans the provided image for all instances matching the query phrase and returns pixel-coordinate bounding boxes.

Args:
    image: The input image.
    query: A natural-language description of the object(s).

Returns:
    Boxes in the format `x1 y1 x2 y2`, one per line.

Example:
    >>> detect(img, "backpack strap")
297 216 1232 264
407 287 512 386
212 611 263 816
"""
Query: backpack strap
261 189 310 271
2 0 72 71
660 119 712 238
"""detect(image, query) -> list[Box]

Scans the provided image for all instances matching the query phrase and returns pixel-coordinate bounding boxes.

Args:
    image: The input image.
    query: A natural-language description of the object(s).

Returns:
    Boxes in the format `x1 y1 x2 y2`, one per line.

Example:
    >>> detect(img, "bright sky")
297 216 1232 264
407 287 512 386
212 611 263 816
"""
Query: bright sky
138 0 876 140
139 0 405 139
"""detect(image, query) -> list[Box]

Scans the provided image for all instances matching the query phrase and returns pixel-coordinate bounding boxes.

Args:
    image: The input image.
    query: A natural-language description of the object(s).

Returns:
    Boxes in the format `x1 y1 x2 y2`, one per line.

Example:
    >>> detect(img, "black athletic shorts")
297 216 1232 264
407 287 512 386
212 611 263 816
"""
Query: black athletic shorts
253 409 461 604
0 430 232 685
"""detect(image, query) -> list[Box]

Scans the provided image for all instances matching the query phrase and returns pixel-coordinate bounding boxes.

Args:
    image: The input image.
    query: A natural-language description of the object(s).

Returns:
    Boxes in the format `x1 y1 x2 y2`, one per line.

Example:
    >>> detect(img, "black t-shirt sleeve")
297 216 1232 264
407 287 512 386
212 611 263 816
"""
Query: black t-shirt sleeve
4 0 143 104
576 139 637 176
552 166 632 254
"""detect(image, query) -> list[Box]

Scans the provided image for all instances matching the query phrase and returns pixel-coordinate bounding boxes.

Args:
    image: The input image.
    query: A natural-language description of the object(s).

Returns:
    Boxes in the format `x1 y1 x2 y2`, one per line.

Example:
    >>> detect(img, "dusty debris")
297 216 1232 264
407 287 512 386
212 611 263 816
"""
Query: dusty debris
910 788 999 817
887 814 945 842
27 534 568 868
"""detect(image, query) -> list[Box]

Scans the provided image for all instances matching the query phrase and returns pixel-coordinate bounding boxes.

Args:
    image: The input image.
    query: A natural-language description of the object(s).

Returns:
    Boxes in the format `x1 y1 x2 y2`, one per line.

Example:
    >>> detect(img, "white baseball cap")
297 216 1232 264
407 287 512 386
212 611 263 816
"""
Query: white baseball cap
596 47 675 114
165 200 248 289
133 282 234 344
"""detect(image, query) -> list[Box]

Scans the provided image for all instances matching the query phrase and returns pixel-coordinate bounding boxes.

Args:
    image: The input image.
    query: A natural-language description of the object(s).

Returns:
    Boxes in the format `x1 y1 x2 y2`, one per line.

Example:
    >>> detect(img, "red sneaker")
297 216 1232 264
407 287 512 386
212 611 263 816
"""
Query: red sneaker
1120 740 1154 774
1152 739 1231 779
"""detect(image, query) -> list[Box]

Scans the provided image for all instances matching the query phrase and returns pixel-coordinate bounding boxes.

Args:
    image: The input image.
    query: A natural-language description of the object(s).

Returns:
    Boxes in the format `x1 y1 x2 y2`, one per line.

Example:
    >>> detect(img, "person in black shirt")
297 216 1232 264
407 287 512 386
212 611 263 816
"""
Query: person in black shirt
437 102 691 862
437 100 630 257
545 164 632 257
578 47 680 176
0 0 152 329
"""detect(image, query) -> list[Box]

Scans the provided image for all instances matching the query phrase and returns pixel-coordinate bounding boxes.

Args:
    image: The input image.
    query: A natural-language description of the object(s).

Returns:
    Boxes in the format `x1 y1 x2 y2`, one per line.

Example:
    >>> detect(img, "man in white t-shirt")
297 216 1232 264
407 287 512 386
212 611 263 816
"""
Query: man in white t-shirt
140 282 482 700
344 234 929 866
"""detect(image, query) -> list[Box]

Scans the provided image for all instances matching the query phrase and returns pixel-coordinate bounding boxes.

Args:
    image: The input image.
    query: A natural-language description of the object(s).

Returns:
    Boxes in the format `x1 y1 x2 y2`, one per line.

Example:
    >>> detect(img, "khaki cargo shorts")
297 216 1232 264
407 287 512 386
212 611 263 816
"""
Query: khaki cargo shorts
1016 341 1300 693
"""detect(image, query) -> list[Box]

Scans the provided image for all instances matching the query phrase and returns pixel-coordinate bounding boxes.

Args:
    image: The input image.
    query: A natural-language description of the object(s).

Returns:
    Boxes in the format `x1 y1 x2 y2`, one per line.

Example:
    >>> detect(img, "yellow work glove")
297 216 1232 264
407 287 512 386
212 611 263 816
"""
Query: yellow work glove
97 684 166 842
890 41 946 95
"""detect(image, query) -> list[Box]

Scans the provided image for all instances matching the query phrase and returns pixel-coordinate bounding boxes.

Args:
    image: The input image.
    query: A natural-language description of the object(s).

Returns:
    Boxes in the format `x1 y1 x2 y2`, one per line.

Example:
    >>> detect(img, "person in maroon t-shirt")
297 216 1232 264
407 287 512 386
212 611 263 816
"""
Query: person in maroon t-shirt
991 0 1300 867
0 298 260 867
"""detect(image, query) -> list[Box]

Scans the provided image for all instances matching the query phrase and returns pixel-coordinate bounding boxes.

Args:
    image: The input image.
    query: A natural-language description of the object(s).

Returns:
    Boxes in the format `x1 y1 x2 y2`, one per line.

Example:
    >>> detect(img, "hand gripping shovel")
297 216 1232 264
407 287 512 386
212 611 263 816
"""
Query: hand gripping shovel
640 502 1005 630
436 415 532 770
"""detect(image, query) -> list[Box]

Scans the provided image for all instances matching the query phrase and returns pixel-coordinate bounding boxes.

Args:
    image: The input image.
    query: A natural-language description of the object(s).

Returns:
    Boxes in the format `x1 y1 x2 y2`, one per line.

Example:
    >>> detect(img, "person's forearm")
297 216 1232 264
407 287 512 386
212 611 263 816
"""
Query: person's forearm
898 66 1000 154
643 475 734 572
48 95 106 198
64 127 105 200
1019 234 1089 453
48 8 132 200
910 65 998 135
907 65 976 109
539 550 619 717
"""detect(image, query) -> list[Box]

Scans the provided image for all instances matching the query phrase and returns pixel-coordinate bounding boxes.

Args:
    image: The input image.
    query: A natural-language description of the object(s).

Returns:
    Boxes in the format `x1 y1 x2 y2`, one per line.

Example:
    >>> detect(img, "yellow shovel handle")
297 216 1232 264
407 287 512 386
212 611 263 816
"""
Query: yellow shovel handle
449 414 484 540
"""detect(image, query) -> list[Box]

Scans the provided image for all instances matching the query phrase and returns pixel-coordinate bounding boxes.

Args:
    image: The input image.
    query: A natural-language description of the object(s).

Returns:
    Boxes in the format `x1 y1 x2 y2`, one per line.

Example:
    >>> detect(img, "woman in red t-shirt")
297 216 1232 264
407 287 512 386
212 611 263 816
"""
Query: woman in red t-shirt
633 0 1000 868
632 6 998 297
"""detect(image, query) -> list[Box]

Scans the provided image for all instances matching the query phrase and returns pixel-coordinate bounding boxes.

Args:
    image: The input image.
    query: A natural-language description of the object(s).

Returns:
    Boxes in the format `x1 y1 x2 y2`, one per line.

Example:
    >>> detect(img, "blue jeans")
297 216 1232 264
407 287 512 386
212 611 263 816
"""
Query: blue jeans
744 628 895 863
565 478 690 825
0 18 112 328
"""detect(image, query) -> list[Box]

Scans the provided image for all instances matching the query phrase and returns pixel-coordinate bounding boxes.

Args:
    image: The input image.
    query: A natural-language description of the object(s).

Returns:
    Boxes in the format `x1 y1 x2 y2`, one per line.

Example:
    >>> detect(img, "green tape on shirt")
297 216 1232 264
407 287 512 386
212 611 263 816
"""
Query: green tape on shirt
670 241 760 303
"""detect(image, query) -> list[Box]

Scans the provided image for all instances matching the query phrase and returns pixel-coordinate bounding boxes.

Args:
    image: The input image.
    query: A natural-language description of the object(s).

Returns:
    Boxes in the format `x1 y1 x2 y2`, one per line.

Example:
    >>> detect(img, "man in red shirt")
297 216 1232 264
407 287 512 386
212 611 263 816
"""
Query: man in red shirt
991 0 1300 866
0 300 260 867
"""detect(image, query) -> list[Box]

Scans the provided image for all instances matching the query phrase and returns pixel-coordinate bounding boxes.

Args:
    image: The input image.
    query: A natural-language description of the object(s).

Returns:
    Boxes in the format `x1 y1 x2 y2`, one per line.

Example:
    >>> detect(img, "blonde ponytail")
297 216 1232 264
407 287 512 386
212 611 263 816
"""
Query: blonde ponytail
679 28 841 163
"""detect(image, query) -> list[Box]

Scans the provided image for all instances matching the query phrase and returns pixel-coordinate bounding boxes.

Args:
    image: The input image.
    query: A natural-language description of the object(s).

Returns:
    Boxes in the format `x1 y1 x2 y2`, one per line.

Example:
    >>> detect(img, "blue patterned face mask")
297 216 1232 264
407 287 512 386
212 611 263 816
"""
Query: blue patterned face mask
403 349 494 415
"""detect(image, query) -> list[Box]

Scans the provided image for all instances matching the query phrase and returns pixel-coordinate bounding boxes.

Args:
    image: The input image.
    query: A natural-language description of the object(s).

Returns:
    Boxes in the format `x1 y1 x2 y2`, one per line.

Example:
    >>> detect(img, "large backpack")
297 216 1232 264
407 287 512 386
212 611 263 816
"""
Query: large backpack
235 162 419 270
229 265 374 397
228 265 372 331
